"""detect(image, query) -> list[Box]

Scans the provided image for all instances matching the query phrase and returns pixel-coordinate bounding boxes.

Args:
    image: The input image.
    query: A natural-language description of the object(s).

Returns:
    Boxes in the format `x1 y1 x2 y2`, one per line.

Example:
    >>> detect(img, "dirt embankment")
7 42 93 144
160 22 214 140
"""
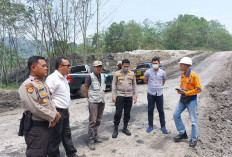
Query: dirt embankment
193 55 232 157
0 89 20 113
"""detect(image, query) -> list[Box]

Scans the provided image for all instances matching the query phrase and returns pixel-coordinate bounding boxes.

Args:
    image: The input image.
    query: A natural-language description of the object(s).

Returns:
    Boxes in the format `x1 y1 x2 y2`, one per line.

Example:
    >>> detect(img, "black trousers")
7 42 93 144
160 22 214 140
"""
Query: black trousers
114 96 133 126
25 125 52 157
48 109 77 157
147 93 166 127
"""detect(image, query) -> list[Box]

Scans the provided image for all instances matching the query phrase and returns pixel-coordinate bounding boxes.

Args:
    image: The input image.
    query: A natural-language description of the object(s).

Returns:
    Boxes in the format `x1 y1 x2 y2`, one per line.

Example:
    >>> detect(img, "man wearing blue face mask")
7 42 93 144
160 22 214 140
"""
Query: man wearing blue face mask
111 59 138 138
144 57 168 134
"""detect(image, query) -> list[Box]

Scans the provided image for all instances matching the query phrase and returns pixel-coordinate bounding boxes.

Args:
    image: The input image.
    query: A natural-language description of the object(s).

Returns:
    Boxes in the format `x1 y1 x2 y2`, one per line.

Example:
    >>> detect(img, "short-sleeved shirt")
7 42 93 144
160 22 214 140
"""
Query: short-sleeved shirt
46 70 70 109
85 72 101 87
144 68 166 96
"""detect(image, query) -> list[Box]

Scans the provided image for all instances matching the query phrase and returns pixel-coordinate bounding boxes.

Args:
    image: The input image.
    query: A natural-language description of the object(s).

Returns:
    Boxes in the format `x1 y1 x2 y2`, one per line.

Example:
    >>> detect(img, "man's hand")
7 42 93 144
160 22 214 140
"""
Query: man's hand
49 121 56 128
112 97 116 103
177 89 185 95
48 112 61 128
133 97 137 104
68 111 70 117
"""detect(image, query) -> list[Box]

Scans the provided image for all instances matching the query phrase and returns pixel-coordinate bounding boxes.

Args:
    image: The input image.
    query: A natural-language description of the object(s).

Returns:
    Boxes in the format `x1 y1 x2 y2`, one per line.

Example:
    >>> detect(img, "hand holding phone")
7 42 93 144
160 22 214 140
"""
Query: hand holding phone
175 88 180 91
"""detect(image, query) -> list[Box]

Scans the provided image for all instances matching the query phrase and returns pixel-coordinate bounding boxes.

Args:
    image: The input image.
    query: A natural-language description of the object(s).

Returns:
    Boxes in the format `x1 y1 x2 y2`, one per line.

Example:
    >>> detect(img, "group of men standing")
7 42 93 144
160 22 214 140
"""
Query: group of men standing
18 55 201 156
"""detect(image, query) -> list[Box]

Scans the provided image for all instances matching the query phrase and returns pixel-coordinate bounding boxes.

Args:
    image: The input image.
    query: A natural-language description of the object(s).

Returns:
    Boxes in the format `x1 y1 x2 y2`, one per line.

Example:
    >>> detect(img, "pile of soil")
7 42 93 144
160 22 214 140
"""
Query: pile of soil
194 55 232 156
0 89 21 113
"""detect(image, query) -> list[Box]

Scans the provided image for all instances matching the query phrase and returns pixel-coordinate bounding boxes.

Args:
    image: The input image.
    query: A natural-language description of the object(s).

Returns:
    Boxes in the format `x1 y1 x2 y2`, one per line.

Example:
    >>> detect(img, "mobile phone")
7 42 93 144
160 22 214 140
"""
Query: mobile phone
175 88 180 91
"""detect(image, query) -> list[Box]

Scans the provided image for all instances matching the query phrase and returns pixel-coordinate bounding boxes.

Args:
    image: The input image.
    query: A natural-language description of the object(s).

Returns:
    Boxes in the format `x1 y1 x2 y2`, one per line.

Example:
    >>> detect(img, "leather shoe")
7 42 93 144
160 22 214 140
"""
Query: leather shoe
122 127 131 136
174 131 188 142
189 139 197 147
112 125 118 138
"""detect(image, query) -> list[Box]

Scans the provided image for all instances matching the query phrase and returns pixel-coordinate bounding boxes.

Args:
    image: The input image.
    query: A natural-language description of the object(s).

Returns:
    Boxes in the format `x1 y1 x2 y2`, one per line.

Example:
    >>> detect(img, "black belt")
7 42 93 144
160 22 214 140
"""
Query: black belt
56 108 68 112
32 120 49 126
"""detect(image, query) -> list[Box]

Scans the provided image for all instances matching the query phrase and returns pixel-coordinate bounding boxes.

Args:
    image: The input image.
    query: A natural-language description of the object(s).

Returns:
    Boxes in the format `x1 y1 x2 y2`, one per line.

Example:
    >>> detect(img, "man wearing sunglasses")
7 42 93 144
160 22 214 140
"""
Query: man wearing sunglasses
46 57 85 157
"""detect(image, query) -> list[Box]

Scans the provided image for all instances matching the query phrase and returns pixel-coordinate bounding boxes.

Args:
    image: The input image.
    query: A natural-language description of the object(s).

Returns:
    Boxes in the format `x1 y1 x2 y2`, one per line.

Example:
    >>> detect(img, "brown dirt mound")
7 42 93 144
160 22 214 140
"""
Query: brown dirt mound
0 89 21 113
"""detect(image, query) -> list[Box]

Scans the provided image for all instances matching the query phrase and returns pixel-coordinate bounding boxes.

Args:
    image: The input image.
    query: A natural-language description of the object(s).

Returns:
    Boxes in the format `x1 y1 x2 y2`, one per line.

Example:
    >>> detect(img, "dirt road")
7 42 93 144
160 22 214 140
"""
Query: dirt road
0 51 231 157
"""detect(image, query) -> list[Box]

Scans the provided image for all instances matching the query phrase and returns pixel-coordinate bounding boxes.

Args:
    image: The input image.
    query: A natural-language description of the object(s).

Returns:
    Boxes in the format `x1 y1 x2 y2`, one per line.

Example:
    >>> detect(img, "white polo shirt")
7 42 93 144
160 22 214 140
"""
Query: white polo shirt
46 70 70 109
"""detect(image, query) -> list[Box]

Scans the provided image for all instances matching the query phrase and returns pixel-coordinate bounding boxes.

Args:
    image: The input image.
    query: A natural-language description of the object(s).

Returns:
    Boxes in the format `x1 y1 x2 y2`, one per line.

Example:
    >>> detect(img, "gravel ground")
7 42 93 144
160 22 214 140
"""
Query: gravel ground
0 51 231 157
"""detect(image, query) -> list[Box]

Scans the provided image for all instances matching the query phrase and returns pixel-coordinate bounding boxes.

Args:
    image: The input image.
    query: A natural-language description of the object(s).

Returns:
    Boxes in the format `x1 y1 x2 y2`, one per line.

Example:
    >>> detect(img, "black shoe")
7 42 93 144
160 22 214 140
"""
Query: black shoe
174 131 188 142
122 126 131 136
112 125 118 138
189 139 197 147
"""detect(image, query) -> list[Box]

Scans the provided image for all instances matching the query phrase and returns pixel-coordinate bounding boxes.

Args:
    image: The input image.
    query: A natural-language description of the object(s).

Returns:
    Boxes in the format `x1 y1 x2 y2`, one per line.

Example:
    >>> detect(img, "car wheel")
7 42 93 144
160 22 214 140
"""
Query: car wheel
79 84 86 98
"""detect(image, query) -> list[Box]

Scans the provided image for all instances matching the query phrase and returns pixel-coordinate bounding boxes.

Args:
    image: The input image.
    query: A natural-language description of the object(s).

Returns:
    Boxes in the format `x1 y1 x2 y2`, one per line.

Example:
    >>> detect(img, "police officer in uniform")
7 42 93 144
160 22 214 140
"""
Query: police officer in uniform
112 59 138 138
18 56 61 157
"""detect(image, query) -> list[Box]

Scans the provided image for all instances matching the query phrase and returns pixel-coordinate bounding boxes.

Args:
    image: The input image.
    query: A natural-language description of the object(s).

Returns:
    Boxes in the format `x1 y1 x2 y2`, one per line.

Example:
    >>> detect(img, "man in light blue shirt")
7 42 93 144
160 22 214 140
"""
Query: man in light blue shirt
144 57 168 134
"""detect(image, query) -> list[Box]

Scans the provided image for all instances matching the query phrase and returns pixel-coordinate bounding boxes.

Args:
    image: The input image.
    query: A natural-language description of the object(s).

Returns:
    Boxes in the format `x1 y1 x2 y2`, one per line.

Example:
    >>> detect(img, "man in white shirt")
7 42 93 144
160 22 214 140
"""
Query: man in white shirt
46 57 85 157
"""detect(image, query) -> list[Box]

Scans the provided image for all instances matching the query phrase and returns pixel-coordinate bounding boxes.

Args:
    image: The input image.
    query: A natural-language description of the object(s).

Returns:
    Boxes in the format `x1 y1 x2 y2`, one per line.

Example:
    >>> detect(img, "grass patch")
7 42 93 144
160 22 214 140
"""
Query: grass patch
1 84 20 90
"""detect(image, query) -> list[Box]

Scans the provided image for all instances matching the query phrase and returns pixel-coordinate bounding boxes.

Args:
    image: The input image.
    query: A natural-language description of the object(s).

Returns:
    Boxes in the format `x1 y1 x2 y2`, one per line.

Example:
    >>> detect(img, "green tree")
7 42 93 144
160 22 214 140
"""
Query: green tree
104 21 126 53
123 20 143 51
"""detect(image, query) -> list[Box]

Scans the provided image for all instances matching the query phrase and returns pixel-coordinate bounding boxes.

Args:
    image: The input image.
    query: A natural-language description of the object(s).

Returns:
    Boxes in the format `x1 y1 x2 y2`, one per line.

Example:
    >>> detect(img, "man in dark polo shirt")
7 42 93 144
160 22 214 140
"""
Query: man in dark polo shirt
84 61 106 150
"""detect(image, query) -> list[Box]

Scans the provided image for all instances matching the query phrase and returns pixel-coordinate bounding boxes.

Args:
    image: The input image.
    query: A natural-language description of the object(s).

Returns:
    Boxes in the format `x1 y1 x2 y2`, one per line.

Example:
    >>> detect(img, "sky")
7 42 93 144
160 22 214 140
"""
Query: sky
95 0 232 34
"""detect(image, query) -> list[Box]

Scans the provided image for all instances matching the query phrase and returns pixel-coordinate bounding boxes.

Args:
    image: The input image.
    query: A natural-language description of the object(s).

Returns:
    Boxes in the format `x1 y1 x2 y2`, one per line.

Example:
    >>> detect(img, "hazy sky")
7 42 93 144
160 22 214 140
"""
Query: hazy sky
97 0 232 34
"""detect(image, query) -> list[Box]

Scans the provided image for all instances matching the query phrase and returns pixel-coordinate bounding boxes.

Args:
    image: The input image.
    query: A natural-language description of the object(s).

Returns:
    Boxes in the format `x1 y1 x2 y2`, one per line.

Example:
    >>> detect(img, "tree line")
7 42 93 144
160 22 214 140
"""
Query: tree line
0 0 232 87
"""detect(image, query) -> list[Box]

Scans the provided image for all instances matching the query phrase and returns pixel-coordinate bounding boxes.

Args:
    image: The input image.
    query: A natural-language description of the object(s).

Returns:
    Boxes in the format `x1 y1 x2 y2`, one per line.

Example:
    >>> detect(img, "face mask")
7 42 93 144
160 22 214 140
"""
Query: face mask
152 64 159 69
122 67 129 72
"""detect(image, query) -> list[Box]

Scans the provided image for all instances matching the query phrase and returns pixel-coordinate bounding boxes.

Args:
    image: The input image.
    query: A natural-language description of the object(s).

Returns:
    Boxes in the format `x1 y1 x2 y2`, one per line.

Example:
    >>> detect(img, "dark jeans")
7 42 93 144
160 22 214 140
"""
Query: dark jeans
147 93 166 127
48 109 77 157
114 96 133 126
25 125 52 157
88 102 105 142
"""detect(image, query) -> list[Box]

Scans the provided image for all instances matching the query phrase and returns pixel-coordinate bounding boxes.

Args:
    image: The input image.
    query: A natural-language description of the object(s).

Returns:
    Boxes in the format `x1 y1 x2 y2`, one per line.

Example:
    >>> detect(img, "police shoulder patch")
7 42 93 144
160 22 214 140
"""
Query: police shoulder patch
27 87 34 94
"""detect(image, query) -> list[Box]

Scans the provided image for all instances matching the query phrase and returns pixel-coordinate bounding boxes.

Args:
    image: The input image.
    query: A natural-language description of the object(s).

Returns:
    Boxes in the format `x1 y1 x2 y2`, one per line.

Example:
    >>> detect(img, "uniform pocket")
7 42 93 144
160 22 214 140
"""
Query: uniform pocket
25 126 40 147
92 82 100 90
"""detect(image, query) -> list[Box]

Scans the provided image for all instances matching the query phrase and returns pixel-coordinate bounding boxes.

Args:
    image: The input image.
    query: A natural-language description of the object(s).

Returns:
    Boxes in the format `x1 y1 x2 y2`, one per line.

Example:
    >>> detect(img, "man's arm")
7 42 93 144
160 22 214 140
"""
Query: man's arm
84 75 91 98
132 73 138 104
163 79 166 85
144 70 149 84
18 85 57 122
84 85 89 98
144 76 148 84
112 73 117 103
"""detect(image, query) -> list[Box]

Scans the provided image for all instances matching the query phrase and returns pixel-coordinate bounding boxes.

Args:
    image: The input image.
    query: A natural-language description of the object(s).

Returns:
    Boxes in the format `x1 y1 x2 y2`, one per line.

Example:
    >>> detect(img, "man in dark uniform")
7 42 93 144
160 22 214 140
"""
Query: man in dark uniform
18 56 61 157
112 59 138 138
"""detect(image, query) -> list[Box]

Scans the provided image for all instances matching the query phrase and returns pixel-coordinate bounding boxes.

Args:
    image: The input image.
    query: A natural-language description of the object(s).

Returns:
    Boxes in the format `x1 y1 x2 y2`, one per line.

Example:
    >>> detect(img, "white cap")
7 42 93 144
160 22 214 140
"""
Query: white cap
179 57 192 65
117 61 122 65
93 61 102 66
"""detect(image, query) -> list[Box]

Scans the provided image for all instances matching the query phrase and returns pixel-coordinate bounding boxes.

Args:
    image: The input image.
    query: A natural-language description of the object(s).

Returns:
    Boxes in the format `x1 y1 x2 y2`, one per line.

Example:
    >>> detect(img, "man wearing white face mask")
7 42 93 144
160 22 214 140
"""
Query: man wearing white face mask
144 57 168 134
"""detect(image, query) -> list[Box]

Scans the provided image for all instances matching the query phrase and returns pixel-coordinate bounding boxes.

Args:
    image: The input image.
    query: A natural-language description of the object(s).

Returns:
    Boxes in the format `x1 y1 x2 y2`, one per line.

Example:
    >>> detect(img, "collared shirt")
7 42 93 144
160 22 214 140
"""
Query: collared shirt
180 69 202 99
144 68 166 96
112 70 138 98
46 70 70 109
18 75 57 122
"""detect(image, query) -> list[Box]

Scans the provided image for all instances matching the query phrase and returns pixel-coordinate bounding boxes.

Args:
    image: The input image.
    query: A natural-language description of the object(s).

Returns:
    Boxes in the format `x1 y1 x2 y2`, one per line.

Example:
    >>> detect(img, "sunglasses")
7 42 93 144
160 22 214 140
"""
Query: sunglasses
62 64 71 67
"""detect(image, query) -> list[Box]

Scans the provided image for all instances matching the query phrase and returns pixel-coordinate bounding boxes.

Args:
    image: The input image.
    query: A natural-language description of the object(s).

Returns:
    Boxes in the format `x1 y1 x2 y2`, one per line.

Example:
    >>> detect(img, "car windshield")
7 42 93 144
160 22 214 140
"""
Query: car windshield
136 64 150 69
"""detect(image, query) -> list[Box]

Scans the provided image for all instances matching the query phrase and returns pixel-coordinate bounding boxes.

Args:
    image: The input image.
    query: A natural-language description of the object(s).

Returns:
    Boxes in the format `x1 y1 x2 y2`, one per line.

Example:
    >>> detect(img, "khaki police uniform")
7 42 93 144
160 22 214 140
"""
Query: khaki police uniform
18 75 57 157
112 70 137 126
